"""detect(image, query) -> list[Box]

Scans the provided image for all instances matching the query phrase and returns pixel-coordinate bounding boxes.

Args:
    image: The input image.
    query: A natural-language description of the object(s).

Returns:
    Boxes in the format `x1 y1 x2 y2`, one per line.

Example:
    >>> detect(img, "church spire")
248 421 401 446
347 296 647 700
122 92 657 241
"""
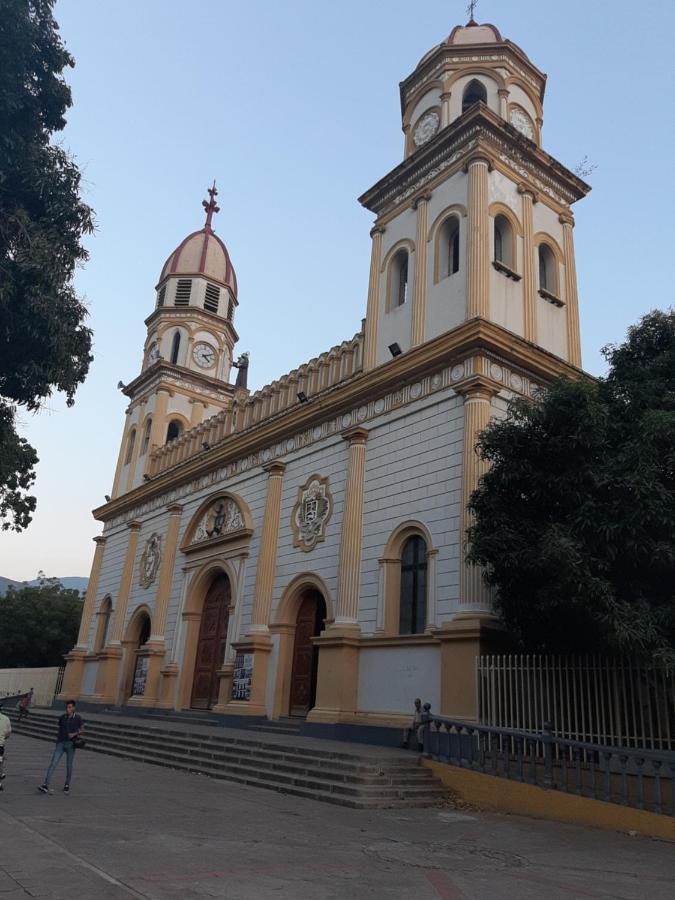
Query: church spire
202 180 220 231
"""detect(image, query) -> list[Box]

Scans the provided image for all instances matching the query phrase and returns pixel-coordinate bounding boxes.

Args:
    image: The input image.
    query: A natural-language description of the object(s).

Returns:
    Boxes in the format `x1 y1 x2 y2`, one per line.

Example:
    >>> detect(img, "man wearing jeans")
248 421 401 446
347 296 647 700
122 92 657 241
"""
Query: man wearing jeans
38 700 84 794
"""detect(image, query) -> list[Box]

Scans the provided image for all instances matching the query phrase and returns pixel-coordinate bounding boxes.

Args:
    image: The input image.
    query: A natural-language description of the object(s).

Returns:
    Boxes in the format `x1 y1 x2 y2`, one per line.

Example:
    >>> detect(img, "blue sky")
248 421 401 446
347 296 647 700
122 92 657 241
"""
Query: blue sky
2 0 674 580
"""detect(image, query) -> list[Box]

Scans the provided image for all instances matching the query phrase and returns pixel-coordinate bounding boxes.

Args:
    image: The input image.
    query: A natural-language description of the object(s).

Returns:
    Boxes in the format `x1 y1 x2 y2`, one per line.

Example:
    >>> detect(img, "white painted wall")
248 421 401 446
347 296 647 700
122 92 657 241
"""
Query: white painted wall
357 645 440 714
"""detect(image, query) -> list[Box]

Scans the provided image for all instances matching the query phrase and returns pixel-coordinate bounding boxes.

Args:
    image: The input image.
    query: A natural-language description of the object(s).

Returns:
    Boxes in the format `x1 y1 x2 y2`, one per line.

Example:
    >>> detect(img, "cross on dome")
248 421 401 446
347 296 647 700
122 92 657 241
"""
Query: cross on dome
466 0 478 24
202 180 220 231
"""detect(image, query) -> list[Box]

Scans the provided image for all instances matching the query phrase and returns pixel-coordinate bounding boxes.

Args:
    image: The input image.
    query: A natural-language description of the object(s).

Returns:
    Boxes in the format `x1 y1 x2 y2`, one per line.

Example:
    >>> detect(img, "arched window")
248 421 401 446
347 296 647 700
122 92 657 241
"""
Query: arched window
94 596 112 652
166 420 182 443
124 428 136 465
462 79 487 113
170 332 181 365
390 249 409 308
494 214 514 269
399 536 427 635
438 217 460 279
538 243 557 294
140 418 152 456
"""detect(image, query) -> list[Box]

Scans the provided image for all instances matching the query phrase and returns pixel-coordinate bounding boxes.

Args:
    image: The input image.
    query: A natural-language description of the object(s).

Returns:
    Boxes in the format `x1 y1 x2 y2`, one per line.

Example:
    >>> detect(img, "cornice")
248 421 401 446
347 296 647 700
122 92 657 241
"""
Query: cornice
94 318 584 523
144 305 239 345
123 362 236 403
358 105 589 218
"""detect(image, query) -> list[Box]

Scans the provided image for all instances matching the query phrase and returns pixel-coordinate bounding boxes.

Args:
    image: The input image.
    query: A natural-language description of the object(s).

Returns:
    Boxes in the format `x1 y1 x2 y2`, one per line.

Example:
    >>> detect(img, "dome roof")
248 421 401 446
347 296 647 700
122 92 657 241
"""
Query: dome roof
445 20 502 45
159 183 238 298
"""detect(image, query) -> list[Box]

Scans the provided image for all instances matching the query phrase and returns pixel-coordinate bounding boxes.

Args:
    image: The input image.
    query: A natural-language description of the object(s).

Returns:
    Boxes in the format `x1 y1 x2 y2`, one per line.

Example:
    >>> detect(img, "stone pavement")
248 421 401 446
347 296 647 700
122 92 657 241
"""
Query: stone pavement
0 733 673 899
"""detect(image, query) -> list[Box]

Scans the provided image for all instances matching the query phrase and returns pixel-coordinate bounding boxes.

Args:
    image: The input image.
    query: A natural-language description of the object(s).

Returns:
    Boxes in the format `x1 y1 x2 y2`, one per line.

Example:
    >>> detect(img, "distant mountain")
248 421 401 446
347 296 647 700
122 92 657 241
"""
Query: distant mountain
0 576 88 596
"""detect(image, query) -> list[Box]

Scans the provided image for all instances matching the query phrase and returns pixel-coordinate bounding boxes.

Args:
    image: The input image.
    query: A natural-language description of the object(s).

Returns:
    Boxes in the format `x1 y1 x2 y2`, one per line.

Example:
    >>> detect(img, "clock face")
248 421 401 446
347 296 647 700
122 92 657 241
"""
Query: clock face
192 342 216 369
413 110 440 147
510 107 535 140
148 342 160 363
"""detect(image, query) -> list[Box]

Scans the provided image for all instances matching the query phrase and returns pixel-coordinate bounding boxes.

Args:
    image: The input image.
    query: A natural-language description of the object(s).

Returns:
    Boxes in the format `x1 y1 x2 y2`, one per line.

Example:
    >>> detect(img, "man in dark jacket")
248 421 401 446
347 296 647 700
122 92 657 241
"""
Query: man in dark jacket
38 700 84 794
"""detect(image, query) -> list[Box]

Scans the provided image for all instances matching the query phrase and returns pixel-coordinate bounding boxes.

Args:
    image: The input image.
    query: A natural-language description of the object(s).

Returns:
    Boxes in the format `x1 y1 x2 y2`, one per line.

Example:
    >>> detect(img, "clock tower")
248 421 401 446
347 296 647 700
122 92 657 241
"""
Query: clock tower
110 183 243 499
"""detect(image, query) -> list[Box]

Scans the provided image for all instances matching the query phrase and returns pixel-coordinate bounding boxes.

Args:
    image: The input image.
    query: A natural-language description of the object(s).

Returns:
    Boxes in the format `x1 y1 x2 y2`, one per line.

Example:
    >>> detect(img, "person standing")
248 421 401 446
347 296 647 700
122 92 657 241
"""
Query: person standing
38 700 84 794
0 705 11 791
17 688 33 722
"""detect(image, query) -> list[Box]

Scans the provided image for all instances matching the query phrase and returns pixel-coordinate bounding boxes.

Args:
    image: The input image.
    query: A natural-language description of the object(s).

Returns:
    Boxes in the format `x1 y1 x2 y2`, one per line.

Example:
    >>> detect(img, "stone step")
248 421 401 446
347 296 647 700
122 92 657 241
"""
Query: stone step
12 719 436 785
249 725 302 735
7 711 446 808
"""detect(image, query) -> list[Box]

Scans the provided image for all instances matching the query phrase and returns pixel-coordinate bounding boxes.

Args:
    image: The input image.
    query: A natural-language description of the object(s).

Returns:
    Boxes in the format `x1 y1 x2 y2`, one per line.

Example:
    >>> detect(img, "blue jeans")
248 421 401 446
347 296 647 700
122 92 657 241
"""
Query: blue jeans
44 741 75 787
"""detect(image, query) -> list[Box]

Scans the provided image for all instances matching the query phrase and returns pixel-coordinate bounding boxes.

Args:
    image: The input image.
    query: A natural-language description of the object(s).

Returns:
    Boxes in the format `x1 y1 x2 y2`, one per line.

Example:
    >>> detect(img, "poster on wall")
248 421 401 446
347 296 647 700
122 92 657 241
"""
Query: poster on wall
231 653 254 701
132 656 149 696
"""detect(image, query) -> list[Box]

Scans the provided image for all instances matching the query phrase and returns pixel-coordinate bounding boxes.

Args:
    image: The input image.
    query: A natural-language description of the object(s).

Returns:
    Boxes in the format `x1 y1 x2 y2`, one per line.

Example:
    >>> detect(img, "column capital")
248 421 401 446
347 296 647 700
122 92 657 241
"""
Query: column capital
166 503 183 516
93 535 107 546
498 88 510 98
412 192 432 210
127 520 142 532
370 224 386 238
463 151 494 173
263 459 286 477
517 182 539 203
440 90 452 101
454 375 501 402
341 425 369 445
558 211 575 227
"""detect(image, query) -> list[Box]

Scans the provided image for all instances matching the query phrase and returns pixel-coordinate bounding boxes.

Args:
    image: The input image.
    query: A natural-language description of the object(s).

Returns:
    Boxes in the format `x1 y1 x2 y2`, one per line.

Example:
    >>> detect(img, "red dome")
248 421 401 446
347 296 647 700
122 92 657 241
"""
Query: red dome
159 226 237 298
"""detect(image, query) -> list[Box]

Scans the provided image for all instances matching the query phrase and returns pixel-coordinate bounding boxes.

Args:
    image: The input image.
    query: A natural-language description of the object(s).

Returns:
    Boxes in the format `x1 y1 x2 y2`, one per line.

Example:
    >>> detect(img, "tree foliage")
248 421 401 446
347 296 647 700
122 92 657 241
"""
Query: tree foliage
468 309 675 663
0 0 94 530
0 577 83 667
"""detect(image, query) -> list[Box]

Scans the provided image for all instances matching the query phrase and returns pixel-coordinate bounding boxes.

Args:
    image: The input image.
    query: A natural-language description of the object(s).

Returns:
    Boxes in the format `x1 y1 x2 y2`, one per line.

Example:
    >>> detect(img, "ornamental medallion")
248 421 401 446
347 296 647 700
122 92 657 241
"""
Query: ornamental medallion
139 533 162 588
291 474 333 552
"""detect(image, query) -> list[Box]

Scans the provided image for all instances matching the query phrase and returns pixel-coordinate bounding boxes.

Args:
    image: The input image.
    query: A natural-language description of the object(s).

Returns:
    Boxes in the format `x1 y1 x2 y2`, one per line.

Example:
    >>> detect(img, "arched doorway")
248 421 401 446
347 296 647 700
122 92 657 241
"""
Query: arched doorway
129 612 151 698
289 590 326 717
190 573 231 709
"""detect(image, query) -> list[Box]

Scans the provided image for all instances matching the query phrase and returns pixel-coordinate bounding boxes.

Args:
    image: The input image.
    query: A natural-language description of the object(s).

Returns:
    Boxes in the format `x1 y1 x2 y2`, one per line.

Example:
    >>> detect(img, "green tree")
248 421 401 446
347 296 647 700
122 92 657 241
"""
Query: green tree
0 579 83 667
467 309 675 663
0 0 94 531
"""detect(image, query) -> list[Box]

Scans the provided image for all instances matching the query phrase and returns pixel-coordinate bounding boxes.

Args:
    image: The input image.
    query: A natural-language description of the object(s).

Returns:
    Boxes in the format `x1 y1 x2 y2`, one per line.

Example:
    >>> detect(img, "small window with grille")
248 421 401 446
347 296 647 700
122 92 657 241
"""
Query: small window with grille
174 279 192 306
157 284 166 307
227 298 235 320
204 283 220 313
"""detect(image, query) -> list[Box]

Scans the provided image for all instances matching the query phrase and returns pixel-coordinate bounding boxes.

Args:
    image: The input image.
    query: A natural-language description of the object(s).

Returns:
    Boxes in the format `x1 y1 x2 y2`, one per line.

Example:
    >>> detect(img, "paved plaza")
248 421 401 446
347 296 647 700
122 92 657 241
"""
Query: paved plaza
0 733 673 899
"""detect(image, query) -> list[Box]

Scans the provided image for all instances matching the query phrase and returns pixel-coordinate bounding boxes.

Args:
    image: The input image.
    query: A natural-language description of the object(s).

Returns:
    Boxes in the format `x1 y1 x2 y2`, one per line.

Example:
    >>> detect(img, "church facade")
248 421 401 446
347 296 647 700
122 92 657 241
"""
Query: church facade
62 18 590 730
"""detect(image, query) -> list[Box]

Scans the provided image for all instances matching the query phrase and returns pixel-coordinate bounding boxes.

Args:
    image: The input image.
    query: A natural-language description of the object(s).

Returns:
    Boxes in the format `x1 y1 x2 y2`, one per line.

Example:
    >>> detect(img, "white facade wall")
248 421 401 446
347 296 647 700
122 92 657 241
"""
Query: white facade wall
358 645 440 714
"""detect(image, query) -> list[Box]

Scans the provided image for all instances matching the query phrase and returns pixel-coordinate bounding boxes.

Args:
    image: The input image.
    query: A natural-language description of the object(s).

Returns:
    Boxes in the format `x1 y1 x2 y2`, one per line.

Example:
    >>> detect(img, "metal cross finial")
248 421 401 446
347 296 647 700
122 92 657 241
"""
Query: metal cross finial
202 179 220 229
466 0 478 22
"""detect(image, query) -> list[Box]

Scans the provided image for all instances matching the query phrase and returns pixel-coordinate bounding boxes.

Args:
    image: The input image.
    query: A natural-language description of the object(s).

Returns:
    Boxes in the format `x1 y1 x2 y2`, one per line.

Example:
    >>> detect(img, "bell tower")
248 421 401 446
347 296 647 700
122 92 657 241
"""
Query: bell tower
359 15 590 370
110 183 243 498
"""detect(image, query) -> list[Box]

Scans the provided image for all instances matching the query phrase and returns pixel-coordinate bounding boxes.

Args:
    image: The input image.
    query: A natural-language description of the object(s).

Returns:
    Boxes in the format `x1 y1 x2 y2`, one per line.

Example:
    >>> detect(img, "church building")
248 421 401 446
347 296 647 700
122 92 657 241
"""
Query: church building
62 17 590 732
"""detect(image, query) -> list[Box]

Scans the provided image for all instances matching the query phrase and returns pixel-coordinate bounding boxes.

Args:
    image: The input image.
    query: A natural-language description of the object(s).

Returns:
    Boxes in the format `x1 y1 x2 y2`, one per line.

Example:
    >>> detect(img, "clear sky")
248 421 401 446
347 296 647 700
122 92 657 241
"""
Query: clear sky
2 0 674 581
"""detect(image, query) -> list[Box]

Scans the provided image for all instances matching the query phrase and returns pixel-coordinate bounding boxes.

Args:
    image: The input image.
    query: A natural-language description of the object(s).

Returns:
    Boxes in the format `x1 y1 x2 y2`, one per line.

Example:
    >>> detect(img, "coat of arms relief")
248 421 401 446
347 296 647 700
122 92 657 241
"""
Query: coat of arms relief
193 497 244 543
291 474 333 552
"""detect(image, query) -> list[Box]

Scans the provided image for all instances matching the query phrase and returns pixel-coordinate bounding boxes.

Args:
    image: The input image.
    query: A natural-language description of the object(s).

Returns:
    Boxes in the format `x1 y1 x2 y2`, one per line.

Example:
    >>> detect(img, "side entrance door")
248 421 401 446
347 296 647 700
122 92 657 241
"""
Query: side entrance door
191 574 230 709
289 590 326 717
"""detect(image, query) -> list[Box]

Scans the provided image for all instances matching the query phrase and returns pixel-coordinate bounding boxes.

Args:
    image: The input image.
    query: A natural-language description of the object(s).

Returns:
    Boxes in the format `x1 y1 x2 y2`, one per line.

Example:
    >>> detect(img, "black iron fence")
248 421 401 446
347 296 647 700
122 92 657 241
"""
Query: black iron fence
419 713 674 817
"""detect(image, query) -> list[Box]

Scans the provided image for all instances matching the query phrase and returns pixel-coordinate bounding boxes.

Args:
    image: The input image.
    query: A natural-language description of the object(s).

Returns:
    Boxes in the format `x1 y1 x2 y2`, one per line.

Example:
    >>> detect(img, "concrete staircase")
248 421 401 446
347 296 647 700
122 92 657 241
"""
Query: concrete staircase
7 709 447 809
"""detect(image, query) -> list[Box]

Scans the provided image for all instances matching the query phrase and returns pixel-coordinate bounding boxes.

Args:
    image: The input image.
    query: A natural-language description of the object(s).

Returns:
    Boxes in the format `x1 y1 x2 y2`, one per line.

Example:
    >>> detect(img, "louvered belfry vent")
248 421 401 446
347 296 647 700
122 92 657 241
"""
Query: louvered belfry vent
227 298 235 320
174 279 192 306
204 282 220 313
157 284 167 307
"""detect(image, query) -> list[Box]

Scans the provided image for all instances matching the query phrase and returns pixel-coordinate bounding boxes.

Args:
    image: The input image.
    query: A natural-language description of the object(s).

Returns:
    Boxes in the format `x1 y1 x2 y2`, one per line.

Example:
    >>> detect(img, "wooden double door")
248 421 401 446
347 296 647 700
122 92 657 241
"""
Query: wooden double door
289 590 326 717
191 574 231 709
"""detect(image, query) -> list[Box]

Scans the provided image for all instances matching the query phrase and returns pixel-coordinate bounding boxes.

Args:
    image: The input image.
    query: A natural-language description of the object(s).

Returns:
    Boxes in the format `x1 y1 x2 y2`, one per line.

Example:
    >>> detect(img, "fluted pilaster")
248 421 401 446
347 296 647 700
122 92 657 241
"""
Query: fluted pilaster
75 536 107 648
334 427 369 627
249 461 286 631
466 158 490 319
108 522 142 644
560 214 582 367
363 226 384 371
411 194 430 347
457 383 496 611
519 186 537 342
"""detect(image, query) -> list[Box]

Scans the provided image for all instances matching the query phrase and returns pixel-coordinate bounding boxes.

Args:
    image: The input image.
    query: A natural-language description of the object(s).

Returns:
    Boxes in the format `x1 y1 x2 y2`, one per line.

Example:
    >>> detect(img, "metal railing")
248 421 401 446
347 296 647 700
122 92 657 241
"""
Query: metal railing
477 654 675 751
419 713 675 817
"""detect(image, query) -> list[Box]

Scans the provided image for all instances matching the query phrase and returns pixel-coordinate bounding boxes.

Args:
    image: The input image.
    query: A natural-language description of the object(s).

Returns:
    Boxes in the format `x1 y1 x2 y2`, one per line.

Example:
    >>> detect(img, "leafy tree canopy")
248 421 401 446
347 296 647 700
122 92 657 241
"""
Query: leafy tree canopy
468 309 675 664
0 0 94 531
0 576 83 667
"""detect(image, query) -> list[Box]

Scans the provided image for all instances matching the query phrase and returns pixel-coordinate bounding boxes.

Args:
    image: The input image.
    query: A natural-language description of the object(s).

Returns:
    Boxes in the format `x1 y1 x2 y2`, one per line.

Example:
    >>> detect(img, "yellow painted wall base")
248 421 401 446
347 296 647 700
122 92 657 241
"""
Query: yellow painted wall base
423 759 675 842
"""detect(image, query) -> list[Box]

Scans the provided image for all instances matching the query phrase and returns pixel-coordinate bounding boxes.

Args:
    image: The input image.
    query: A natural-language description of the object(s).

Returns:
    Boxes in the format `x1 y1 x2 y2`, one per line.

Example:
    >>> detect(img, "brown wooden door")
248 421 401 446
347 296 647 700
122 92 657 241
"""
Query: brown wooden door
191 574 230 709
289 591 325 717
